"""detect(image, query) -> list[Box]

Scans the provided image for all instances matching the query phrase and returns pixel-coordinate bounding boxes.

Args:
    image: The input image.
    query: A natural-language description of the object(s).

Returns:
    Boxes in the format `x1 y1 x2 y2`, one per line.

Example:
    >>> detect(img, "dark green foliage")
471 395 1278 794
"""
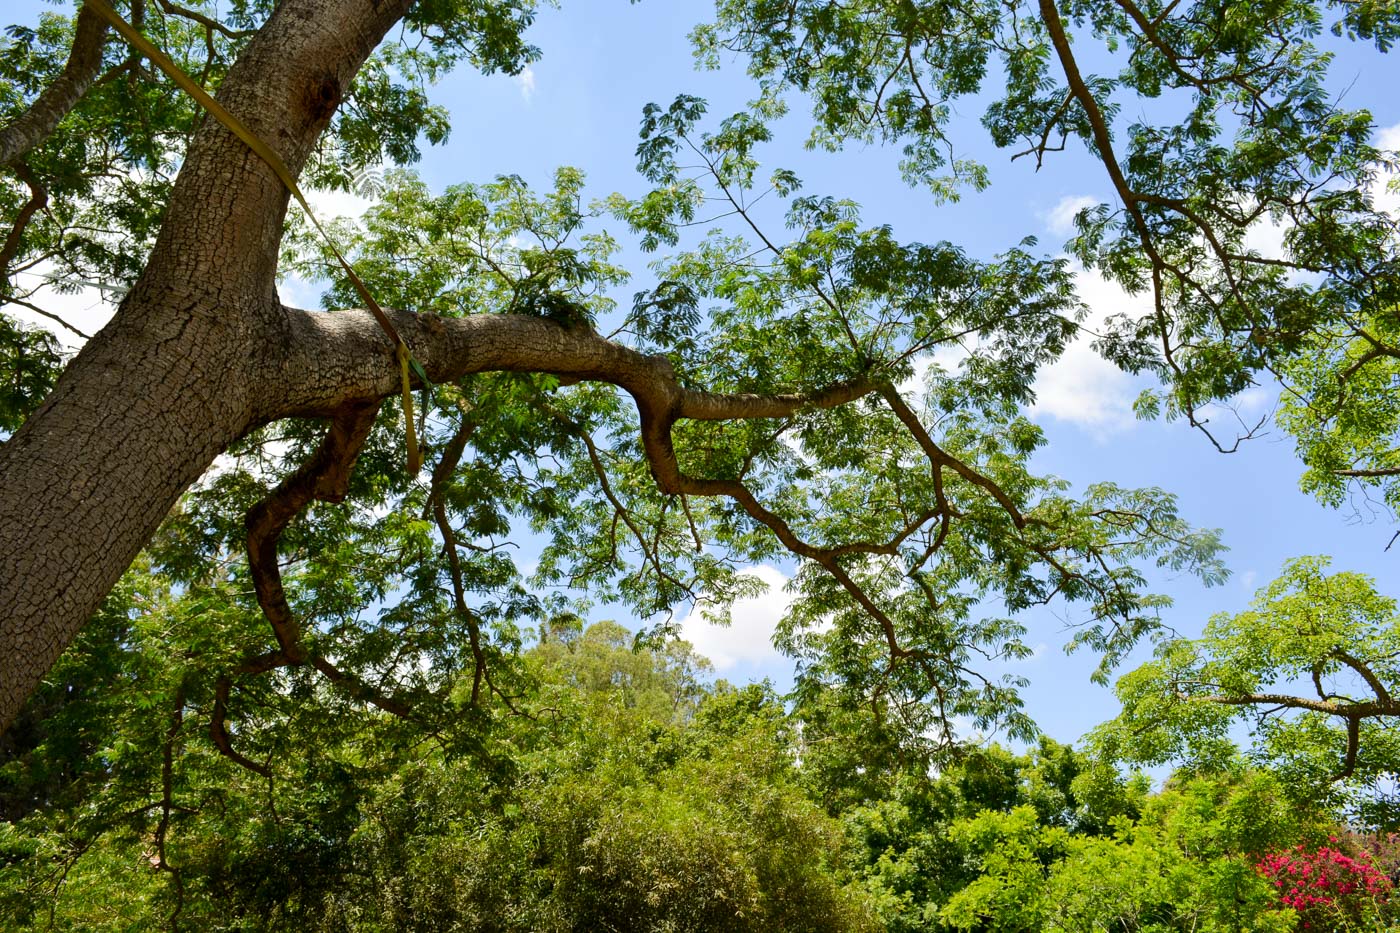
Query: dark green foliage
0 317 60 434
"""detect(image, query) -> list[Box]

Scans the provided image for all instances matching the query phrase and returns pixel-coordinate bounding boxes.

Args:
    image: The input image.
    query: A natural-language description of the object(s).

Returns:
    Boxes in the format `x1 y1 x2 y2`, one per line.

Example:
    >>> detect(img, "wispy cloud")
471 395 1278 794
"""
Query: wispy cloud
1043 195 1100 237
515 66 536 103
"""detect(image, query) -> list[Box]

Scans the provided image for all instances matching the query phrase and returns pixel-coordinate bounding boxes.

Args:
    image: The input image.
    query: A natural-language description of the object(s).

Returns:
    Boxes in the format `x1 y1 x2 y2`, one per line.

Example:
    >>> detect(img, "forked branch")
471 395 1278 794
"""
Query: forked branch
211 402 413 773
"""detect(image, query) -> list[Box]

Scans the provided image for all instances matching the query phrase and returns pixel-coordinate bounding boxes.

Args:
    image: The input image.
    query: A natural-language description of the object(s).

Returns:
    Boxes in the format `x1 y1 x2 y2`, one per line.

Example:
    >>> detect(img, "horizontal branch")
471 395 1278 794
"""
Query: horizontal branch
1200 691 1398 719
272 306 882 428
1334 466 1400 478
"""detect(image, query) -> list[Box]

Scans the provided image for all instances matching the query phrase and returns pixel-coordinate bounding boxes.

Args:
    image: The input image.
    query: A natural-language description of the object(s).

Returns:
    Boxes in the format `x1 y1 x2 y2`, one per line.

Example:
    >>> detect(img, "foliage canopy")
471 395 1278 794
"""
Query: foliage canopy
1 0 1399 926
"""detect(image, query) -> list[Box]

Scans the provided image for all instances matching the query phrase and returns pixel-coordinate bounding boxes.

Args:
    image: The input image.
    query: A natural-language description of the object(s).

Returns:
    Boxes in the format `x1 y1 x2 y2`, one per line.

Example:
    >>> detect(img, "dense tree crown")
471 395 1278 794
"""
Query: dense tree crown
1 0 1398 927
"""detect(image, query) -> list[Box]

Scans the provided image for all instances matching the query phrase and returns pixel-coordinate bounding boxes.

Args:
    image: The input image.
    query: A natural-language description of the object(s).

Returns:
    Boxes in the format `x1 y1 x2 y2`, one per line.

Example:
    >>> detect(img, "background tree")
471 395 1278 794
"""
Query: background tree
0 619 876 931
1095 556 1400 825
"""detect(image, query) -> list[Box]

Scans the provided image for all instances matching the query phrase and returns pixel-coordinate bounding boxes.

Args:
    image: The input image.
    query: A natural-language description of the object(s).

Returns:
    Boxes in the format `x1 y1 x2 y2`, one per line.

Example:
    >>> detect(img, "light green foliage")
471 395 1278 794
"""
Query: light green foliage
1096 557 1400 822
608 96 1229 746
294 167 627 324
840 740 1147 932
832 740 1323 932
1276 306 1400 516
940 807 1065 931
530 617 713 720
313 647 875 932
940 768 1312 932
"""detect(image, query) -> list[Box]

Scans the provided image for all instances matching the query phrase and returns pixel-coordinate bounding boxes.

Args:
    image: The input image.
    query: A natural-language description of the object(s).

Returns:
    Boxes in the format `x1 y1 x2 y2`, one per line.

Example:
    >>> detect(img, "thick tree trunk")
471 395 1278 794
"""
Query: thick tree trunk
0 288 257 732
0 0 412 733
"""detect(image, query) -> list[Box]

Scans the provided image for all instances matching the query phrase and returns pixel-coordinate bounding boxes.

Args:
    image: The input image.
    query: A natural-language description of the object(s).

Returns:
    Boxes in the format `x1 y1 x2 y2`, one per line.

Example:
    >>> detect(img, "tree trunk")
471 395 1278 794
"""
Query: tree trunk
0 0 413 733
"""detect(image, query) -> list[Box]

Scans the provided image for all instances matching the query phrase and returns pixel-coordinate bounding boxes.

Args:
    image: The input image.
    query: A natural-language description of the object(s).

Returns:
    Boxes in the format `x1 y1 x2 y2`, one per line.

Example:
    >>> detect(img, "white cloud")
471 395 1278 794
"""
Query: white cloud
1242 213 1288 262
1374 122 1400 220
276 186 377 308
1029 264 1147 437
515 66 536 103
680 565 791 671
1043 195 1100 237
304 186 372 222
1234 385 1271 415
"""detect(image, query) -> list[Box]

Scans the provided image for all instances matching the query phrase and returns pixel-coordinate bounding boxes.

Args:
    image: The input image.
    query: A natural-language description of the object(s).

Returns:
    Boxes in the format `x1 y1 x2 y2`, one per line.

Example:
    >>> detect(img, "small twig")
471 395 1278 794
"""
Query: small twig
0 295 92 340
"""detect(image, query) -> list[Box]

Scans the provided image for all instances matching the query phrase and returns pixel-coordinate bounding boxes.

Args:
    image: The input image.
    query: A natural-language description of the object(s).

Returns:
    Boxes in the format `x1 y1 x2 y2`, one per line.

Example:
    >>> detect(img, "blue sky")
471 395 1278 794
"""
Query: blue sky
8 0 1400 748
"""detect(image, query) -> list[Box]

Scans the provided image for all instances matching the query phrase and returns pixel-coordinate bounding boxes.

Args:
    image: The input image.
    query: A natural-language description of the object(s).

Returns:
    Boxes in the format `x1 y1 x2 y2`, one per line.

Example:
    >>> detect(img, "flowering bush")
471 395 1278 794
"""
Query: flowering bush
1256 841 1395 930
1350 832 1400 881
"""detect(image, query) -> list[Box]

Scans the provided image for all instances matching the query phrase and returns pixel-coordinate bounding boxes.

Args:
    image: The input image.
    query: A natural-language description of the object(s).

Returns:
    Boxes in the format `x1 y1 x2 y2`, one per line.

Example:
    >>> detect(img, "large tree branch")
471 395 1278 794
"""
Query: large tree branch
1197 688 1395 782
1197 687 1400 723
271 306 883 426
271 306 982 667
244 402 378 657
0 6 109 166
1334 466 1400 478
213 401 413 773
0 162 48 281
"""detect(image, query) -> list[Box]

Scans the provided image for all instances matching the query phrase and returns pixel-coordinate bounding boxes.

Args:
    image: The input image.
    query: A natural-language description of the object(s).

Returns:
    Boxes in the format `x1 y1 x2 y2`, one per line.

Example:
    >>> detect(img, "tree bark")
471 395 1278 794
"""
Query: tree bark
0 0 414 733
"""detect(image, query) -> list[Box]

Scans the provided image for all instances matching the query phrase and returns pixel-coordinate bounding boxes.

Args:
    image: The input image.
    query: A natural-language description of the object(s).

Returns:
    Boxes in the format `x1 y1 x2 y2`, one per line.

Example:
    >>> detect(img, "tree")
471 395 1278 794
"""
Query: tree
1095 556 1400 823
0 0 1394 763
0 618 875 930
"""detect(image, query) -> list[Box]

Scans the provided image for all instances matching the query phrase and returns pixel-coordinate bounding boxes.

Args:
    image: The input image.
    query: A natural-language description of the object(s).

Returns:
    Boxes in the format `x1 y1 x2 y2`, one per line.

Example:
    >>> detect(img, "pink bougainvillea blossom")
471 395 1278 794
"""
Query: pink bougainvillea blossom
1256 844 1393 928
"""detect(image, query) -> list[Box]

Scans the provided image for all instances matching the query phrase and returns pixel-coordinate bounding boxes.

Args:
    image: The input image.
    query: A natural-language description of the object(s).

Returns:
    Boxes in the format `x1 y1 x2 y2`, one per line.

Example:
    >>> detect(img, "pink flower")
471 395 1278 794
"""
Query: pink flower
1256 842 1393 927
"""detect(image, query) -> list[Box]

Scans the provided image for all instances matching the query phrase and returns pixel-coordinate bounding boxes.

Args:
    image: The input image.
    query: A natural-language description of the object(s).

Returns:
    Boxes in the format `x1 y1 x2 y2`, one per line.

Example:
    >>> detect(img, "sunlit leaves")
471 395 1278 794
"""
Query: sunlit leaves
1096 556 1400 818
1276 304 1400 515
